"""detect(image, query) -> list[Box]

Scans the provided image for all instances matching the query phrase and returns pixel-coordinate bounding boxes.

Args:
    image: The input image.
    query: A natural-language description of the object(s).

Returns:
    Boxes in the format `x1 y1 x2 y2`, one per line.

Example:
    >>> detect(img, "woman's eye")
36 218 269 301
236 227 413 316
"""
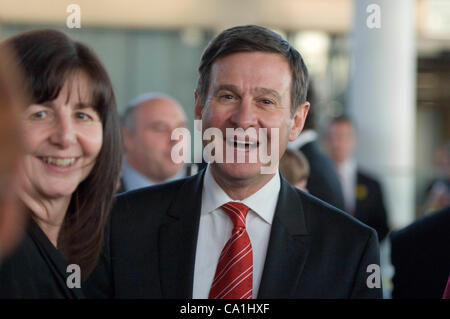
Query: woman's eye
75 112 91 120
31 111 47 119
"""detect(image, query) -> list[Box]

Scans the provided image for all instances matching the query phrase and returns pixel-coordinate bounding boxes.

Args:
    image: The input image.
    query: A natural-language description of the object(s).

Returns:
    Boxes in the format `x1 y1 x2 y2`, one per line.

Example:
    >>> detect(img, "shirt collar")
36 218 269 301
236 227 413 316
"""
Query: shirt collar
338 158 357 176
201 165 280 225
122 159 155 191
287 129 318 150
122 159 186 191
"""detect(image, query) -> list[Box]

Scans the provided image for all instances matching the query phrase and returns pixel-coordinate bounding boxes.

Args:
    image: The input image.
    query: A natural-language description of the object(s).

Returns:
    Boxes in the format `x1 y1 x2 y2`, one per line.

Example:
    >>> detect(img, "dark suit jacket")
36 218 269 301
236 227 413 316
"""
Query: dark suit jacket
0 219 84 299
354 171 390 242
390 205 450 299
84 170 382 299
300 140 345 211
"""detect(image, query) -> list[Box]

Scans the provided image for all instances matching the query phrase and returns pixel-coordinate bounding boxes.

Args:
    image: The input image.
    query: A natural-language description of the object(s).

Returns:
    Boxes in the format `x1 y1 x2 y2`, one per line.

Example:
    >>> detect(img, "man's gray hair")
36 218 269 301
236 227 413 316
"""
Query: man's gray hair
121 92 177 131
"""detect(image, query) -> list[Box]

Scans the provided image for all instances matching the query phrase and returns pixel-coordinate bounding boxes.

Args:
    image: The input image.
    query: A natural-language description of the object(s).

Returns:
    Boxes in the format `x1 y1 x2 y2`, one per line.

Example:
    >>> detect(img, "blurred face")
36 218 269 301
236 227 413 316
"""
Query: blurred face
0 98 24 258
195 51 309 194
326 121 356 164
123 98 187 183
294 179 308 192
20 72 103 200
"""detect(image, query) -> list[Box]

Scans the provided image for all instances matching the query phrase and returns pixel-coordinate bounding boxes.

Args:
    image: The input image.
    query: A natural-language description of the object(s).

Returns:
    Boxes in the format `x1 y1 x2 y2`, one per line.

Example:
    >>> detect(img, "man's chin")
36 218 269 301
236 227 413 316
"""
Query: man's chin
211 162 265 181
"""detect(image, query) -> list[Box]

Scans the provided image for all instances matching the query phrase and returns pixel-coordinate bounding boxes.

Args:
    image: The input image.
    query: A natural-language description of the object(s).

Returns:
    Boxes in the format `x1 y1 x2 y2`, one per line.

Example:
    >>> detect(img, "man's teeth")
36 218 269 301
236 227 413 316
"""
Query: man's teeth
235 140 255 146
42 157 76 167
228 139 258 149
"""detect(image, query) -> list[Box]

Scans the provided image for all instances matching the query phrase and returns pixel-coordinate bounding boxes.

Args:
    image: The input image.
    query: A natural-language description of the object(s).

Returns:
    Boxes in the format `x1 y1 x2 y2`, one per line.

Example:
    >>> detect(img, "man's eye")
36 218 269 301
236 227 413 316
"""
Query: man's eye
150 123 169 132
261 99 274 105
221 94 235 100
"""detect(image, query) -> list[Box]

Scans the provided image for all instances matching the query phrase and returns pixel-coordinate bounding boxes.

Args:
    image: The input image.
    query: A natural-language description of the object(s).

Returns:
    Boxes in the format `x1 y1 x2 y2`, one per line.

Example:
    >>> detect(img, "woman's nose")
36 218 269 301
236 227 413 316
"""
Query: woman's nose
49 114 76 148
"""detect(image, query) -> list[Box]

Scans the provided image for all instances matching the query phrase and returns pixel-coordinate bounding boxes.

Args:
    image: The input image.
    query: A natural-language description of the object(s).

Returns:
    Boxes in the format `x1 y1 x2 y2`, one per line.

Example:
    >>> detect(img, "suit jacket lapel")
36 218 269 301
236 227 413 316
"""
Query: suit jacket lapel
354 172 362 217
257 177 311 298
158 171 204 298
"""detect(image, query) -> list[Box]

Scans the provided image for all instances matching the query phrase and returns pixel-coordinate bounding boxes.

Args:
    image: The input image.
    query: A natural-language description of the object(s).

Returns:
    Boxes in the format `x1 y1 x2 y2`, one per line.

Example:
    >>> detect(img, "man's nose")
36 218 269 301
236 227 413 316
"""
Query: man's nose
229 98 258 129
49 113 76 148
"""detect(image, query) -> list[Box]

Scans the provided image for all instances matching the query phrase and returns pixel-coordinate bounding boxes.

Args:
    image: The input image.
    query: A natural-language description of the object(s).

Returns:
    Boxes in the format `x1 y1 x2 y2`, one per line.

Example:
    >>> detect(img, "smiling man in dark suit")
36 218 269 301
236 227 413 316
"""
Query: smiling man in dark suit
84 25 382 299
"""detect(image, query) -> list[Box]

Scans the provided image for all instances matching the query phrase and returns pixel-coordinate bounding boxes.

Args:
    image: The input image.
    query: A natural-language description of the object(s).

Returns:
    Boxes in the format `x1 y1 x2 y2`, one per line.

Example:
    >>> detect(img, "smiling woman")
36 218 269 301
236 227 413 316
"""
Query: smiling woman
0 29 122 298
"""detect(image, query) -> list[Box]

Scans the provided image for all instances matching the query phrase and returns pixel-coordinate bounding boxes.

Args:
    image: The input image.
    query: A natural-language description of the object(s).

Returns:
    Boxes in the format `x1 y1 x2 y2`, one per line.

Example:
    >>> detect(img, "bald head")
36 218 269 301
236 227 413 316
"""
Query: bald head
122 94 187 183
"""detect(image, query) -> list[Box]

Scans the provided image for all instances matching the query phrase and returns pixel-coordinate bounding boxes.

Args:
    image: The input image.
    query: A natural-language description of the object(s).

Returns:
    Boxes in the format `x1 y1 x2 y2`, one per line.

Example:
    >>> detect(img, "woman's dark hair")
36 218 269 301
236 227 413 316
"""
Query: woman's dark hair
5 29 122 278
196 25 309 116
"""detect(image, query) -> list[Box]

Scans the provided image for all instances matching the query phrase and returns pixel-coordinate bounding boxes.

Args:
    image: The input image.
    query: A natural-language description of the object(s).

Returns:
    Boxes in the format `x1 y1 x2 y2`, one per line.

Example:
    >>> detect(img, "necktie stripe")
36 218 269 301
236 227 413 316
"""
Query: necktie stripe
211 244 252 286
209 202 253 299
223 204 247 226
213 243 251 284
214 265 253 299
240 289 253 299
218 230 246 262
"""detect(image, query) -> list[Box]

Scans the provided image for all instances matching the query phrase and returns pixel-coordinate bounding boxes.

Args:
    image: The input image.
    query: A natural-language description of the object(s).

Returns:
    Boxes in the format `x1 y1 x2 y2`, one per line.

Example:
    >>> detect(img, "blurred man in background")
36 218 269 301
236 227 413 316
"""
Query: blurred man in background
288 84 345 210
119 93 188 192
326 115 389 241
423 142 450 214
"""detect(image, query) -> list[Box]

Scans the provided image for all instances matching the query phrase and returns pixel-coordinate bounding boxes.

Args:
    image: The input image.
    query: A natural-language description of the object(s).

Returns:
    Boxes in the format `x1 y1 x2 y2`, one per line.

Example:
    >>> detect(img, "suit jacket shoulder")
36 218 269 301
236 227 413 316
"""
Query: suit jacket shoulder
84 174 203 298
300 141 345 210
258 178 382 298
391 206 450 298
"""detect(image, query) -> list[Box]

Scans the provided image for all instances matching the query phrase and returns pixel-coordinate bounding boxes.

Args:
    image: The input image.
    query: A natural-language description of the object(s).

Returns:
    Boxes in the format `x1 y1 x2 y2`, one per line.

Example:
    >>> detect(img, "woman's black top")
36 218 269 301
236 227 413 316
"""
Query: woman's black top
0 219 84 299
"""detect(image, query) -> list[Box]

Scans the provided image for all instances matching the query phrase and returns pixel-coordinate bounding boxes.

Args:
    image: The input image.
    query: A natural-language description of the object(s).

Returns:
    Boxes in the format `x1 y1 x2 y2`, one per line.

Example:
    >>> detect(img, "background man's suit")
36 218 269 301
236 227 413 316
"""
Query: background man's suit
353 171 390 242
300 140 346 211
390 205 450 299
85 170 382 298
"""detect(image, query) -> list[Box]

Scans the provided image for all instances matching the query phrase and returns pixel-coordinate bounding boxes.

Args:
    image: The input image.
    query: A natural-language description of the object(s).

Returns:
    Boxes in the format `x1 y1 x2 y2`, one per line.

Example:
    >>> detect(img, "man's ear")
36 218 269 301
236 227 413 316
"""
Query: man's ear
289 102 310 141
122 127 133 153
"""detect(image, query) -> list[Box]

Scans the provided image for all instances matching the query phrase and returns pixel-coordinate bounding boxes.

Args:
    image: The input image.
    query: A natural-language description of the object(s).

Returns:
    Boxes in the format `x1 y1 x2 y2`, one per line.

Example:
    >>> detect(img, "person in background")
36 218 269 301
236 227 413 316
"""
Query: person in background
443 276 450 299
423 142 450 214
0 29 122 298
118 93 188 192
0 45 26 260
390 205 450 299
279 149 310 192
325 115 389 242
287 83 345 210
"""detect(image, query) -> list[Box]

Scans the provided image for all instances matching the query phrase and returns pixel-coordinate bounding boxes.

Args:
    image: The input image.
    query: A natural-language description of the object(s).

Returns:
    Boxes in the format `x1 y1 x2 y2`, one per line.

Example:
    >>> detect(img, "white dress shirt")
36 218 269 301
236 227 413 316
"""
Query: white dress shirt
192 165 281 299
336 158 357 213
121 159 185 192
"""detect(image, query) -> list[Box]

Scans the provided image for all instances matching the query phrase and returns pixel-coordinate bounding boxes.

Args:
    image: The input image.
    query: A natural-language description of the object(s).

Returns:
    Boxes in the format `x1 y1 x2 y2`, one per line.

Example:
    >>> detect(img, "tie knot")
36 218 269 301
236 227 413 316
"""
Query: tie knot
221 202 249 229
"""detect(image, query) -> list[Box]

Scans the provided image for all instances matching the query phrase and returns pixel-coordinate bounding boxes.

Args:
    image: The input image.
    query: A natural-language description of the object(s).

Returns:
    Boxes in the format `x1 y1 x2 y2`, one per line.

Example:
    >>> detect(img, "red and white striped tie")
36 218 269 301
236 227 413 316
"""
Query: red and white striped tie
209 202 253 299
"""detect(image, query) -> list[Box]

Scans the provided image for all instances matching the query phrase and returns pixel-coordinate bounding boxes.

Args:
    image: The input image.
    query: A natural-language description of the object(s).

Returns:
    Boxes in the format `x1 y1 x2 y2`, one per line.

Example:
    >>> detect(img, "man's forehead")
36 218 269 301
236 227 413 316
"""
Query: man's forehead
134 98 186 121
208 52 292 94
